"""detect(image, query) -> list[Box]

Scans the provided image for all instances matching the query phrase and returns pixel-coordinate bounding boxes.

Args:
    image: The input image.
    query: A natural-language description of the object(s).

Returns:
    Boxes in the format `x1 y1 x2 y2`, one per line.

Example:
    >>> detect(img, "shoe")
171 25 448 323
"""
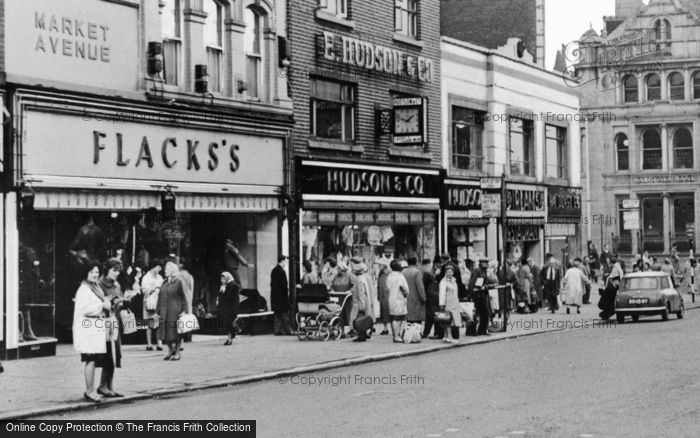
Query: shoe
83 392 101 403
428 335 441 340
352 337 366 342
97 388 124 398
163 353 174 360
224 340 232 346
180 347 184 351
170 354 181 361
380 330 389 335
156 346 164 351
146 346 154 351
393 339 403 343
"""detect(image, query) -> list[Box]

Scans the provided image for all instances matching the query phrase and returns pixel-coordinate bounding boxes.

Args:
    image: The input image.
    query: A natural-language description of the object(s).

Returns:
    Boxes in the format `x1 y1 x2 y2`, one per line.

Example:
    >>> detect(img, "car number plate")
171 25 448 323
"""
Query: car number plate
628 298 649 305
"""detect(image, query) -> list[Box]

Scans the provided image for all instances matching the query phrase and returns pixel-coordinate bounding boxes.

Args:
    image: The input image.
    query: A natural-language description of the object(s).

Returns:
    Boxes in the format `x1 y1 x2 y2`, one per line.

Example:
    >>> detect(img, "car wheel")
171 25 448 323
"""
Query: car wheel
676 305 685 319
631 314 639 322
661 306 669 321
616 313 625 324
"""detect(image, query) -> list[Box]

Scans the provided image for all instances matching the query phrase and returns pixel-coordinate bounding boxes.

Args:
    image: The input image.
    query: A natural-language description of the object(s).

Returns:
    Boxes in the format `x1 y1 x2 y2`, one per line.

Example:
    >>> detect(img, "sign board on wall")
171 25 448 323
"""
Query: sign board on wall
5 0 139 91
481 194 501 217
623 210 640 230
22 111 284 187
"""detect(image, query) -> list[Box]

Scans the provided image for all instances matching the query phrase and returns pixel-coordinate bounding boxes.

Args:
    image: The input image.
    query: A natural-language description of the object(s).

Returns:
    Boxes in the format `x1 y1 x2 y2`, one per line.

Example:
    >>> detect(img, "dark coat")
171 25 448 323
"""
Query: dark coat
403 266 426 321
156 277 188 343
530 264 543 301
599 281 618 315
540 265 562 296
270 265 290 312
218 281 241 332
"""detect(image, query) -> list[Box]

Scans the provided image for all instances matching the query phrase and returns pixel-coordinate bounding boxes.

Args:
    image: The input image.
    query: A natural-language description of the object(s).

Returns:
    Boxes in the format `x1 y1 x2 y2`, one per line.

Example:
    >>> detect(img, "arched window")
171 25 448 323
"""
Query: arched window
673 127 693 169
623 75 638 103
642 129 662 170
654 19 671 41
668 72 684 100
693 72 700 99
616 133 629 171
646 74 661 101
244 7 264 99
204 0 224 93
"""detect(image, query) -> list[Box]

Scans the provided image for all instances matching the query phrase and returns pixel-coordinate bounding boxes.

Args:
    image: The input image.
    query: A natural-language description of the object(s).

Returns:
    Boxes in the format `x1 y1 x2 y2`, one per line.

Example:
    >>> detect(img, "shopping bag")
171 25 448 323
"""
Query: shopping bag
119 309 138 335
177 313 200 334
402 322 423 344
145 291 159 312
489 289 499 312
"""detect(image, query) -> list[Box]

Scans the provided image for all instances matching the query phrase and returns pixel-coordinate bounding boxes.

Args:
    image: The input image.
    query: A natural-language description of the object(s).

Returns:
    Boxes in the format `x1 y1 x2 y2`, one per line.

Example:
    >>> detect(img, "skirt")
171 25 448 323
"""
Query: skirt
80 341 121 369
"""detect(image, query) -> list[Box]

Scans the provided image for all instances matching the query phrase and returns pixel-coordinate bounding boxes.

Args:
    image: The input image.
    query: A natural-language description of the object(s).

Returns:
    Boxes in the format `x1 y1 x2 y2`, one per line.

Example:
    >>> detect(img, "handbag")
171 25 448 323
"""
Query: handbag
105 315 120 341
119 309 137 335
353 314 374 333
402 322 422 344
145 290 159 312
177 313 200 334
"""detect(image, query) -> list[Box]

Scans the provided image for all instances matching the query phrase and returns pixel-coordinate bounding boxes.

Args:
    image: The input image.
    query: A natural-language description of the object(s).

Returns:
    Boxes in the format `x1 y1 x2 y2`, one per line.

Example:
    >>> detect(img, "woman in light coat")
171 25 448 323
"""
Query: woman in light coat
387 260 409 342
439 264 462 344
72 262 115 402
561 259 590 314
141 261 164 351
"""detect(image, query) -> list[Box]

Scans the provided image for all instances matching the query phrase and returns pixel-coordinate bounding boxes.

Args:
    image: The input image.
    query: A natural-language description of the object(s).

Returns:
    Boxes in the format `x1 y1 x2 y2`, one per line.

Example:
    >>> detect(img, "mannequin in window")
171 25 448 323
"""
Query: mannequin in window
224 239 252 286
69 214 105 265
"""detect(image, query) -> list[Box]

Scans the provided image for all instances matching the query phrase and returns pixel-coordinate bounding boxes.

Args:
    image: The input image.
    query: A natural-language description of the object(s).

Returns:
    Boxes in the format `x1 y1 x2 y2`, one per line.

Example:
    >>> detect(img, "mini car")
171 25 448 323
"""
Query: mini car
615 272 684 323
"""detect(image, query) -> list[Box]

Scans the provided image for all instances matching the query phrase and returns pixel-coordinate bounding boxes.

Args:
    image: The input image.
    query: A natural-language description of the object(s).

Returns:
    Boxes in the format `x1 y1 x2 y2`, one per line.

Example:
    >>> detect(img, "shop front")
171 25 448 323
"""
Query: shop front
442 180 495 266
505 183 547 265
4 93 287 358
546 186 582 262
297 160 442 270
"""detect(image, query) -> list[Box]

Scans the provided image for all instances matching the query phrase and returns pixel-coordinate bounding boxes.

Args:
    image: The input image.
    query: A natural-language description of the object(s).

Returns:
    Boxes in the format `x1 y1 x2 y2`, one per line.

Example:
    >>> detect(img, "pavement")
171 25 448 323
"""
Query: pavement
2 291 699 420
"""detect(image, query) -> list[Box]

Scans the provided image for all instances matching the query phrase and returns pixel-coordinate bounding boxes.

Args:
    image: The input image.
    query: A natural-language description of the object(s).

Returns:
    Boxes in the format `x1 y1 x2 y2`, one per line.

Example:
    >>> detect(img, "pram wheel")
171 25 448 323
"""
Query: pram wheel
329 317 343 340
318 321 330 341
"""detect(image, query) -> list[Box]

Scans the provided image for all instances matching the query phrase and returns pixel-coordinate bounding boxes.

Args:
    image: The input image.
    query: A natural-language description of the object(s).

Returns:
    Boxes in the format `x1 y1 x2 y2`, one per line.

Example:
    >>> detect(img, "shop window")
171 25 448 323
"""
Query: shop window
319 0 348 18
623 74 638 103
451 107 484 172
673 127 693 169
310 79 355 142
545 124 567 179
161 0 183 86
204 0 224 93
509 117 534 177
642 128 662 170
395 0 418 38
668 72 684 101
693 72 700 99
646 74 661 101
615 133 629 171
448 224 486 263
244 7 265 100
302 211 437 273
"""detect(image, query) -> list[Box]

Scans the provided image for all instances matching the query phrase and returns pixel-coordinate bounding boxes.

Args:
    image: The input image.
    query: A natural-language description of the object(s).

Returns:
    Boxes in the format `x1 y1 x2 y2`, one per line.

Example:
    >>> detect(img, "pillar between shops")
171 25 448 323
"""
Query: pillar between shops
661 124 669 170
663 192 671 254
637 73 644 104
630 192 639 256
695 188 700 255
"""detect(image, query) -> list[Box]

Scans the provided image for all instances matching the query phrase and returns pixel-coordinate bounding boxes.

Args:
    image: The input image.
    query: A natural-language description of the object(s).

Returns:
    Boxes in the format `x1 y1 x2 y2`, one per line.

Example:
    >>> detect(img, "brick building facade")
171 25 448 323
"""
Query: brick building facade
287 0 442 284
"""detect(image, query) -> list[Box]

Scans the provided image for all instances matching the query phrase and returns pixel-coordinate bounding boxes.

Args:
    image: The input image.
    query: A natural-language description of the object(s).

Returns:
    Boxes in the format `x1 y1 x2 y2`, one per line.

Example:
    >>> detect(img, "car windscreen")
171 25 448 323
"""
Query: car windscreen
621 277 659 290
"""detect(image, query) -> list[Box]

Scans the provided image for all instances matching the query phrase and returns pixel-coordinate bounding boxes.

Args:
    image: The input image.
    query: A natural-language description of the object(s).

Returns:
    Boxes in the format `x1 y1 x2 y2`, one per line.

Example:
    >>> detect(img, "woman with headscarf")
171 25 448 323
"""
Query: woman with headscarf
157 261 188 360
386 260 409 342
141 261 164 351
439 263 462 344
517 263 534 313
217 271 241 345
72 262 118 402
349 261 373 342
96 257 126 398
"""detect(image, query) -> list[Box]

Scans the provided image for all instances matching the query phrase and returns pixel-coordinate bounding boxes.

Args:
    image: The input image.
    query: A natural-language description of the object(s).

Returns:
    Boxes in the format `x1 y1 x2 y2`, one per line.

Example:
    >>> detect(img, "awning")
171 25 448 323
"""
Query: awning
33 190 279 212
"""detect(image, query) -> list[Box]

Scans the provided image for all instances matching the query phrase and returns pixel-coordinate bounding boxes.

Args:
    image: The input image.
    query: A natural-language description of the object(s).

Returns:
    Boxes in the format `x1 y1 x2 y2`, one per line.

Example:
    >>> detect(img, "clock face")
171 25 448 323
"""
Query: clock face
393 107 421 134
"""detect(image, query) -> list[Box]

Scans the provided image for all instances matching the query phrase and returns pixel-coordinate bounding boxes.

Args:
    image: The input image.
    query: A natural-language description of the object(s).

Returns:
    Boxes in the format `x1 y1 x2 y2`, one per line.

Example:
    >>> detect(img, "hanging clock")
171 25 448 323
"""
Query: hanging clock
392 97 426 145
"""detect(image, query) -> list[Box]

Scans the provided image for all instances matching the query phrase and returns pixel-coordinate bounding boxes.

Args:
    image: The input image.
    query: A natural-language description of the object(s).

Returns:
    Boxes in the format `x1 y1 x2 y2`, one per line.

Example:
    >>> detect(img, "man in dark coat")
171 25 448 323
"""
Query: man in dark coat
468 258 495 336
271 256 293 335
420 259 441 338
402 256 426 323
541 254 562 314
598 273 620 320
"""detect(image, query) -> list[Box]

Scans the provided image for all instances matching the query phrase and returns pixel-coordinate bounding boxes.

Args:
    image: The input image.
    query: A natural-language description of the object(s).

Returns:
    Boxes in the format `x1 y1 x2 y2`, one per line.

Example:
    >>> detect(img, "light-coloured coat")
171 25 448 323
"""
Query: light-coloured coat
72 283 107 354
561 266 590 307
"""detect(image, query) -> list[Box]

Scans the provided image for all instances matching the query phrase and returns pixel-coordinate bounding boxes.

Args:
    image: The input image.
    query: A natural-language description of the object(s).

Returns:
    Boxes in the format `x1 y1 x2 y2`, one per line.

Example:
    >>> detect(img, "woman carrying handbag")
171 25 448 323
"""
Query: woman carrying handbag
157 262 188 360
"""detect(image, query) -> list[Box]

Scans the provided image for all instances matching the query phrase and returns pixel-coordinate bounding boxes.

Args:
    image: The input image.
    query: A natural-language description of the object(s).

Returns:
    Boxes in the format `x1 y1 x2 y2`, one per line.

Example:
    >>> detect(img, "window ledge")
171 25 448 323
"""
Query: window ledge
449 168 487 178
308 138 363 153
508 174 538 183
392 33 424 49
315 10 356 29
545 177 571 186
388 148 432 160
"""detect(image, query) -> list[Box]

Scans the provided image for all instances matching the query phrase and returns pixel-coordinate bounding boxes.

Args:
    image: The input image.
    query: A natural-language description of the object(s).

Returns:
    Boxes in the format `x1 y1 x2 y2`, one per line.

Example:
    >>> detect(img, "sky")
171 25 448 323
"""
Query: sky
545 0 616 70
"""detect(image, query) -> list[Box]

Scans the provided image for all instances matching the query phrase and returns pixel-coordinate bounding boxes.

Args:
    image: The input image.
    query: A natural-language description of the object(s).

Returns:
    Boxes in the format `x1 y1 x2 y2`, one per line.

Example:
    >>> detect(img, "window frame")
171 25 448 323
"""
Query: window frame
244 6 264 100
310 78 356 143
672 127 693 170
545 124 568 179
646 74 661 102
693 71 700 100
204 0 225 94
319 0 348 19
508 117 535 177
450 106 485 173
623 74 638 103
394 0 418 38
642 128 663 170
615 133 629 171
668 72 685 101
161 0 184 87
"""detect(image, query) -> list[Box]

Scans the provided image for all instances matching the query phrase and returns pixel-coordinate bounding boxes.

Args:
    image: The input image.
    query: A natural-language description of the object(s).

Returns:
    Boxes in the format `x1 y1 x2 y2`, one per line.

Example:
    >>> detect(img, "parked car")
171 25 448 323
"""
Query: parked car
615 272 684 323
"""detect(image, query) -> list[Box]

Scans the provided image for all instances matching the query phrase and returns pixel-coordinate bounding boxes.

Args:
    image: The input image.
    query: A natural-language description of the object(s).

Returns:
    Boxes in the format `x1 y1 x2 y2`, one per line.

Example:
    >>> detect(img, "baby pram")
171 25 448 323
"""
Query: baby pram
296 284 352 341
